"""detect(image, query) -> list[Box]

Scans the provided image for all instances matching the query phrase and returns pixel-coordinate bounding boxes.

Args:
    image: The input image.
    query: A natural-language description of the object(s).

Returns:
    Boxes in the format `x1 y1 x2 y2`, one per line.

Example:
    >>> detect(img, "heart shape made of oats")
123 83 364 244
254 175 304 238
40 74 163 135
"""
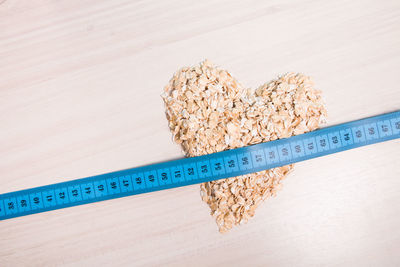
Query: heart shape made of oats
161 60 327 233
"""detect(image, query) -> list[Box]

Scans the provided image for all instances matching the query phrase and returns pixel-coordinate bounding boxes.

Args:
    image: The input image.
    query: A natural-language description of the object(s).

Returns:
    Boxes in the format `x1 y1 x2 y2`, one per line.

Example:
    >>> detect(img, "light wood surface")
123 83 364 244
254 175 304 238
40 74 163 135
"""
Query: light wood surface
1 0 400 266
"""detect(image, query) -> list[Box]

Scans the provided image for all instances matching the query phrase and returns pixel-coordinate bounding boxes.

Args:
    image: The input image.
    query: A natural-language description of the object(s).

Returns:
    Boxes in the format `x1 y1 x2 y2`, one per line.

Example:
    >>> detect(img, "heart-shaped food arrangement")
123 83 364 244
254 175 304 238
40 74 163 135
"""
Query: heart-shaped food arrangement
161 60 327 233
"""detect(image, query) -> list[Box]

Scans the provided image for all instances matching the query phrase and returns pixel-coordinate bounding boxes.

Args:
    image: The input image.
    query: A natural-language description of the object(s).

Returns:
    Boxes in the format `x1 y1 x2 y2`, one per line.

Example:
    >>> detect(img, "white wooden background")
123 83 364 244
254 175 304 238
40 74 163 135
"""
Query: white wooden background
1 0 400 266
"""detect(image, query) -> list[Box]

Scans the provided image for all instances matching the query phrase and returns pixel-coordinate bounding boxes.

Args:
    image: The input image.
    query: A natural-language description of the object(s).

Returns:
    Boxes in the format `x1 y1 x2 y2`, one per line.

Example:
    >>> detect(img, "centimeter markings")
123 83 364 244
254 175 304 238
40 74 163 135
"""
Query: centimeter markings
0 111 399 221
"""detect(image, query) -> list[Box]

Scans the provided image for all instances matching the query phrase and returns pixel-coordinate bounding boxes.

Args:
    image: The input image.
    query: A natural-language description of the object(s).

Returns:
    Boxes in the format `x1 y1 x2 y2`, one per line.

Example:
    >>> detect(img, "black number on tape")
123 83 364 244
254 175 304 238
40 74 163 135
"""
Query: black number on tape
201 165 208 173
228 160 235 168
320 139 326 147
368 128 375 135
214 163 222 170
110 182 117 189
332 136 338 144
148 175 155 182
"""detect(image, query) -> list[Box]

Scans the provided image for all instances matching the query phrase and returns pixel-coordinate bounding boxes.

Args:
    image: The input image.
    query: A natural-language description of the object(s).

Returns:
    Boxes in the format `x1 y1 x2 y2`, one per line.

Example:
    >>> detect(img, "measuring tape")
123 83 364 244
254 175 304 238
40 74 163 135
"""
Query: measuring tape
1 111 399 221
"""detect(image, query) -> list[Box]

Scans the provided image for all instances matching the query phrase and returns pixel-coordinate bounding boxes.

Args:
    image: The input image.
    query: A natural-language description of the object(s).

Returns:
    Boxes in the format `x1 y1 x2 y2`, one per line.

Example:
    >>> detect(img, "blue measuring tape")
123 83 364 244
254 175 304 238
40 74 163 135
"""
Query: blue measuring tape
1 111 399 221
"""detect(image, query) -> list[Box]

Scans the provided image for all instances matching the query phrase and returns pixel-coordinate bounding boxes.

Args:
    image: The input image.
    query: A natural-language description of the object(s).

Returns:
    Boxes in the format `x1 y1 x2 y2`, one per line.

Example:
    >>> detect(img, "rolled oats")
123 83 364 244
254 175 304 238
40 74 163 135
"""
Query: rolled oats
161 60 327 233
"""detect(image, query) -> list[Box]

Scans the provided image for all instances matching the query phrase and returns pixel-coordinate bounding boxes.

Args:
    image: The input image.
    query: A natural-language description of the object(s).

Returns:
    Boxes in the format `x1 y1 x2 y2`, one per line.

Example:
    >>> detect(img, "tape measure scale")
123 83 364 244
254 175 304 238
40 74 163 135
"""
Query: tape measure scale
0 111 399 221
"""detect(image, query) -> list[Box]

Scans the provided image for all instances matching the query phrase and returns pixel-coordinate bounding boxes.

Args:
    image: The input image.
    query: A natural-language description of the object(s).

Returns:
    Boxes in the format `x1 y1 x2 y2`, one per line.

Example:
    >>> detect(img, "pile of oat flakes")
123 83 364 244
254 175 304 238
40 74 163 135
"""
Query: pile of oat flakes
161 60 327 233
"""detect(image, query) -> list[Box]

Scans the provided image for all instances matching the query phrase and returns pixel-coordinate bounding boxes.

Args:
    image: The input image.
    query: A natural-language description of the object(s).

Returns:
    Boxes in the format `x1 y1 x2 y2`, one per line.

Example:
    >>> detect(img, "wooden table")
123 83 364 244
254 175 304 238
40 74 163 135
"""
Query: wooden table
1 0 399 266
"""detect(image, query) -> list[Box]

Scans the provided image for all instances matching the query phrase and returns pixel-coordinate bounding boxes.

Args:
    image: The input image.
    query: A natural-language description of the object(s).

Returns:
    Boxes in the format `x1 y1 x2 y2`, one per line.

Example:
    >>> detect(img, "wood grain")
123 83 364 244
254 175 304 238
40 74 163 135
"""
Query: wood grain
0 0 399 266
